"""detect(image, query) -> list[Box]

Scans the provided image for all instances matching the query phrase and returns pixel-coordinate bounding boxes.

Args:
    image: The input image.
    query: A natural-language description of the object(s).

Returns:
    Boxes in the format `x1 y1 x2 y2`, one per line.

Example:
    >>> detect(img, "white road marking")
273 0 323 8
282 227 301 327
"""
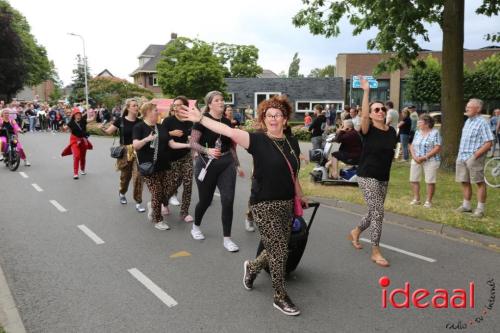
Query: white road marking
77 225 105 245
214 192 220 197
49 200 67 212
19 172 28 178
31 183 44 192
360 238 437 263
127 268 178 307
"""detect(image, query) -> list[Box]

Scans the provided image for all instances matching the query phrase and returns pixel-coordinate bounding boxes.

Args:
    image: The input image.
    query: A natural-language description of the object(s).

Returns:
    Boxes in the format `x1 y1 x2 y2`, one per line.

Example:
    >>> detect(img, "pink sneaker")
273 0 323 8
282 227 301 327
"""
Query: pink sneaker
183 215 194 223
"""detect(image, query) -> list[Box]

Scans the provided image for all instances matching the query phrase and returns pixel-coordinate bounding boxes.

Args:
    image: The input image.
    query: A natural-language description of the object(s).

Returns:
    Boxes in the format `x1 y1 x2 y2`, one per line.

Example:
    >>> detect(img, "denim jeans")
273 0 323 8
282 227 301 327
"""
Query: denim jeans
400 134 410 160
29 116 36 132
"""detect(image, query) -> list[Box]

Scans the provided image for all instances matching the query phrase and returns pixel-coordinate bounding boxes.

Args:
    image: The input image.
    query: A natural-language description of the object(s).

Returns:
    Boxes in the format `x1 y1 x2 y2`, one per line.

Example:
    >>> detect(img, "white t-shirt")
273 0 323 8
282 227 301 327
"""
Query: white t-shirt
387 109 399 130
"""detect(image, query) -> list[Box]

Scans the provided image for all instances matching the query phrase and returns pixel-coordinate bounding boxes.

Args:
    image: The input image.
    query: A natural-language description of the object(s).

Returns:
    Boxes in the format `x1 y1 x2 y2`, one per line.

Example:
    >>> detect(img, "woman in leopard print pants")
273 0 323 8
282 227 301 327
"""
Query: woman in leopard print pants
179 95 307 316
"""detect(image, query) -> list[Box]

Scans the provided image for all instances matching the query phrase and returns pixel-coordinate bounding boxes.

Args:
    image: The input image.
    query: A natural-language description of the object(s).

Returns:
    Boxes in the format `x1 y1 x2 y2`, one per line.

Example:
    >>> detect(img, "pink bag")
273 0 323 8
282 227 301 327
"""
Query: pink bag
283 157 303 217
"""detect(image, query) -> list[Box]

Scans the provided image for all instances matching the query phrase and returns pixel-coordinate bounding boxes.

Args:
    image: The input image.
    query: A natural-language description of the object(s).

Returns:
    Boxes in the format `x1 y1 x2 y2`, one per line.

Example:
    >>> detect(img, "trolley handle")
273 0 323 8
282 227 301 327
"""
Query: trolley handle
304 201 320 233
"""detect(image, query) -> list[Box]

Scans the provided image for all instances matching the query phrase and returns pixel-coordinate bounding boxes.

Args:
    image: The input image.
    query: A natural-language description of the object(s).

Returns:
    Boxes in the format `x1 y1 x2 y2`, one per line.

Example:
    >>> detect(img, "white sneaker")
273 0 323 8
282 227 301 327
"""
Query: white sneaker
147 202 152 220
423 201 432 208
154 221 170 230
191 227 205 240
223 238 239 252
245 219 255 232
169 195 180 206
80 170 86 175
24 160 31 166
410 199 421 205
136 203 146 213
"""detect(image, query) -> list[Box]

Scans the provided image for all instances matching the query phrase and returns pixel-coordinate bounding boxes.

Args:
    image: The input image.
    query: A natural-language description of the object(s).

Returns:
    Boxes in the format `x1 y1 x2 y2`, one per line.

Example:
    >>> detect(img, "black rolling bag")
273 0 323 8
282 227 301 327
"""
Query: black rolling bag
256 202 320 275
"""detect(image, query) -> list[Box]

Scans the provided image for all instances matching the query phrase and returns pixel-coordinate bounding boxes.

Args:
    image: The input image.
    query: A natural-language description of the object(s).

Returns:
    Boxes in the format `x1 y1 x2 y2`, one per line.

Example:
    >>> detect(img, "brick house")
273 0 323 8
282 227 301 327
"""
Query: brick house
336 47 500 110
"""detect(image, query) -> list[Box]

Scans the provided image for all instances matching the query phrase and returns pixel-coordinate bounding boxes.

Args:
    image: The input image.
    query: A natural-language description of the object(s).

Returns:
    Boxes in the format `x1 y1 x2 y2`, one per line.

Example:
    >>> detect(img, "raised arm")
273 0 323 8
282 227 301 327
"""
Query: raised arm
360 76 370 135
180 106 250 149
168 139 190 150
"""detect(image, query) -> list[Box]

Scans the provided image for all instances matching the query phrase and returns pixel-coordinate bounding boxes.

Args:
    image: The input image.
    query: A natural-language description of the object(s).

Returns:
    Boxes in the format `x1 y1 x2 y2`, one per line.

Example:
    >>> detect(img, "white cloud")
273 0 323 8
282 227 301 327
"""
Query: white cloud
8 0 499 86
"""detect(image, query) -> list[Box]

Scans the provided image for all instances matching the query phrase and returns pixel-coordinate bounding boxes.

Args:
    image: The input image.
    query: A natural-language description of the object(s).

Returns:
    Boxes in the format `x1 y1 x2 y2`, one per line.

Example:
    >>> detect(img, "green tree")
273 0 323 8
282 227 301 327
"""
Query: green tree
288 52 301 77
69 54 91 105
308 65 336 78
464 54 500 111
213 43 263 77
157 37 226 101
405 55 441 112
89 77 153 109
293 0 500 168
0 0 52 100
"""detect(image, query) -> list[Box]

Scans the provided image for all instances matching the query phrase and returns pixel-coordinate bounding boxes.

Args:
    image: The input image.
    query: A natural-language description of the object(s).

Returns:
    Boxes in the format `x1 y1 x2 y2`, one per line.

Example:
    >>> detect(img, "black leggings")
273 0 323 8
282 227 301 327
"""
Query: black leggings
194 154 236 237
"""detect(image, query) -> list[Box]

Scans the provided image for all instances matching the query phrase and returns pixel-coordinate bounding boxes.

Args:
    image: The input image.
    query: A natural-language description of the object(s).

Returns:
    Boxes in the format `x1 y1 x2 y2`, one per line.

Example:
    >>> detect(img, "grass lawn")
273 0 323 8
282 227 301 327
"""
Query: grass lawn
299 161 500 238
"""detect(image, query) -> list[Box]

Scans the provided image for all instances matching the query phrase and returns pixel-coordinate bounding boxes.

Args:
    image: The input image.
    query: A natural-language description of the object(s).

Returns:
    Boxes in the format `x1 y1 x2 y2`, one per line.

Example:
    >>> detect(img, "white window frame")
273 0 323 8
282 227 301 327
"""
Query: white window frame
152 74 158 87
254 92 281 109
225 92 235 105
294 100 344 113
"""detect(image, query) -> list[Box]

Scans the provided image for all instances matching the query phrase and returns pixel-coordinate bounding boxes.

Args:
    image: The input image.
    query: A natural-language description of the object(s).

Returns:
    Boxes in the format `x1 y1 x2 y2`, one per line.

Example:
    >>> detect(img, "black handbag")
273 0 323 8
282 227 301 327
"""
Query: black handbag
137 125 159 176
110 118 124 159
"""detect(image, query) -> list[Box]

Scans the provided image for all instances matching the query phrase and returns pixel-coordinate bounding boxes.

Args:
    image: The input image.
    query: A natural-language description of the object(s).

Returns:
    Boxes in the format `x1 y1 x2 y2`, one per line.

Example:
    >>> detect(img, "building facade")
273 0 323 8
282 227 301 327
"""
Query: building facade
336 47 500 110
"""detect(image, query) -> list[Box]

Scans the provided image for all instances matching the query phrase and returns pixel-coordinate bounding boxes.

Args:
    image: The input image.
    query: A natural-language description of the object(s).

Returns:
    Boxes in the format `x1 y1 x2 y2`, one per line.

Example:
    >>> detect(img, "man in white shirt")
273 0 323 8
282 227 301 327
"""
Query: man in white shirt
385 101 399 130
349 107 361 131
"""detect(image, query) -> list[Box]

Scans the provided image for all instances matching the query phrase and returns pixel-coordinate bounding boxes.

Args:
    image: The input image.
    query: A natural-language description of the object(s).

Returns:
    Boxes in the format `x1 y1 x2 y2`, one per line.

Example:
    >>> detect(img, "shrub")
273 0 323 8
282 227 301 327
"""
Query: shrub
292 125 311 141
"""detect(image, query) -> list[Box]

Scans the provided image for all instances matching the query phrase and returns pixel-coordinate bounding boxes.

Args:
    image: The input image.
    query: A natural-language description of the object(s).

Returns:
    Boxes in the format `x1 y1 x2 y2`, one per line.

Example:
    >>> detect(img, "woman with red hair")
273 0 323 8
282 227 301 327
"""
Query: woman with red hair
180 95 308 316
61 108 93 179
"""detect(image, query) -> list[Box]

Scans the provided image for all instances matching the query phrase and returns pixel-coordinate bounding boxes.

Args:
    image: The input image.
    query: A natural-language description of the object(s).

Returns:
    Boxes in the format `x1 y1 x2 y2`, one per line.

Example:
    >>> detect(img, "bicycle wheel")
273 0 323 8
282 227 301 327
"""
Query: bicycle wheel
8 150 20 171
484 157 500 188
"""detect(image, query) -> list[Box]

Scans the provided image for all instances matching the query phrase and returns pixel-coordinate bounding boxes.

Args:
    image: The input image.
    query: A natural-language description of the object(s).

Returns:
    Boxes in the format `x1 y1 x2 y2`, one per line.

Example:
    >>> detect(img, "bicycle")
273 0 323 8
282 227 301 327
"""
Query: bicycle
484 157 500 188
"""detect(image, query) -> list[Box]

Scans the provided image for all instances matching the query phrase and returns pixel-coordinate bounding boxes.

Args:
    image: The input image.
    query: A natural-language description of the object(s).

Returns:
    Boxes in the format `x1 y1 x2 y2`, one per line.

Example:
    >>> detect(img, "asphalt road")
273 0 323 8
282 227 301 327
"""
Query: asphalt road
0 131 499 333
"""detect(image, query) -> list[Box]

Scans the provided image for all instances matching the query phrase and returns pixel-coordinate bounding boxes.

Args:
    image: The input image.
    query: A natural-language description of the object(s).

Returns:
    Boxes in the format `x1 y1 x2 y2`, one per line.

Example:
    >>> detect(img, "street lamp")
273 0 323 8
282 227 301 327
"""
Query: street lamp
68 32 89 108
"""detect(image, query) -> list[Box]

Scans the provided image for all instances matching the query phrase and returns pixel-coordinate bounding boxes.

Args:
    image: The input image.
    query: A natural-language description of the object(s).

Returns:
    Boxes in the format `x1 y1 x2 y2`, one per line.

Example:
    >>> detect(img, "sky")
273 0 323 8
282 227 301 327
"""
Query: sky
8 0 500 86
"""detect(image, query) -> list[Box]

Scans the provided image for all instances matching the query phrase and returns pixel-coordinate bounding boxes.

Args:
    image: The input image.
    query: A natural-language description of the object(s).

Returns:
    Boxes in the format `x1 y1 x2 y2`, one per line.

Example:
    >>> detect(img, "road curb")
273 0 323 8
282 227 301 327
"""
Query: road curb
310 196 500 252
0 264 26 333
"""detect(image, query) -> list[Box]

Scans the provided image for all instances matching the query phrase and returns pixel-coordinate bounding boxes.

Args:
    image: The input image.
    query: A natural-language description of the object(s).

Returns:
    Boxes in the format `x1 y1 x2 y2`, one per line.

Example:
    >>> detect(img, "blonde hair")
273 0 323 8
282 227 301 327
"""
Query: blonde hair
140 102 156 118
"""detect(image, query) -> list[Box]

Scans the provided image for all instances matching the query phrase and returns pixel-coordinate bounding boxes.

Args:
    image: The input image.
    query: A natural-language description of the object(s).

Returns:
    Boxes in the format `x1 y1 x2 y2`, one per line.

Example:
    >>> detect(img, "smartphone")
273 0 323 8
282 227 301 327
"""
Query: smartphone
352 75 379 89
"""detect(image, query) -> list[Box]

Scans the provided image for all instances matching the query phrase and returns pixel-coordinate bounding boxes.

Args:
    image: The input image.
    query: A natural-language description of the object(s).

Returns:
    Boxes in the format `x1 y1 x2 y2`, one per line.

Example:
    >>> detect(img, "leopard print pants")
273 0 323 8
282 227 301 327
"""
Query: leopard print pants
144 170 179 223
357 176 388 246
247 199 293 301
118 158 143 204
170 154 193 217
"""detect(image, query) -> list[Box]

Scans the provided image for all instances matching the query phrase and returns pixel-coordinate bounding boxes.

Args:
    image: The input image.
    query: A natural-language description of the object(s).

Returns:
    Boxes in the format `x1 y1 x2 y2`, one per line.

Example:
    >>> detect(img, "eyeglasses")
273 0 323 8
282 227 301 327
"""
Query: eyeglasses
265 114 284 119
372 107 387 113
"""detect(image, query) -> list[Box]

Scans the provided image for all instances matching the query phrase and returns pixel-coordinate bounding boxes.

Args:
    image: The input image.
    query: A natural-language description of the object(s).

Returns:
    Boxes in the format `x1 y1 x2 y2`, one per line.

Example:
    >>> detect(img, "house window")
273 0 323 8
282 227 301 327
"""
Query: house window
254 92 281 109
152 74 158 86
225 92 235 105
295 100 344 113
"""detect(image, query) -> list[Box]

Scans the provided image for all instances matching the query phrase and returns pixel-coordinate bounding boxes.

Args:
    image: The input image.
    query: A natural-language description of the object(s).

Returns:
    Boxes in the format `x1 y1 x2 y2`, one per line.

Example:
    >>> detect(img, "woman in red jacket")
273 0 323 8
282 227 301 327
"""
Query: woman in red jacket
61 108 93 179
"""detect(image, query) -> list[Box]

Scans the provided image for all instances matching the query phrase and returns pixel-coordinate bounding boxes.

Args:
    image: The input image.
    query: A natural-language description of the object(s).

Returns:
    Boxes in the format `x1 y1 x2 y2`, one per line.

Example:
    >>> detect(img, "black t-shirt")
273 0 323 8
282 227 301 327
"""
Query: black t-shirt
0 121 14 136
113 116 142 145
161 116 192 161
399 117 412 135
132 122 170 172
309 115 326 137
357 125 397 181
192 113 232 153
246 132 301 204
68 116 88 138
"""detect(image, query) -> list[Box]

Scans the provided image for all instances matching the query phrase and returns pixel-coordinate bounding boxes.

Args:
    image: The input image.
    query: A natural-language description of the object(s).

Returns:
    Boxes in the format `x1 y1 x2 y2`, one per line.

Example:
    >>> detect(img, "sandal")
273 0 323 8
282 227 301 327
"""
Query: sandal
371 257 390 267
347 231 363 250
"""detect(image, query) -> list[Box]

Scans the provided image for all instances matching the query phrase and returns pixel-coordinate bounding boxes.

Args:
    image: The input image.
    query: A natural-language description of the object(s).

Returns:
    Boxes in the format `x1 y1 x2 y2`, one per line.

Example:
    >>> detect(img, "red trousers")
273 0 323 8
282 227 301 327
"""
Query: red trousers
71 141 87 175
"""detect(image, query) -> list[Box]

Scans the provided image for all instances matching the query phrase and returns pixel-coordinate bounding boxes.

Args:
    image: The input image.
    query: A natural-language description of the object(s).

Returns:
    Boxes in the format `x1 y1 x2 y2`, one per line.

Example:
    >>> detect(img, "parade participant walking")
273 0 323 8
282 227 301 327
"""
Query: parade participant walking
161 96 194 222
180 95 308 316
409 114 441 208
61 108 92 179
0 109 31 166
133 102 190 230
102 98 145 213
188 91 244 252
348 77 397 267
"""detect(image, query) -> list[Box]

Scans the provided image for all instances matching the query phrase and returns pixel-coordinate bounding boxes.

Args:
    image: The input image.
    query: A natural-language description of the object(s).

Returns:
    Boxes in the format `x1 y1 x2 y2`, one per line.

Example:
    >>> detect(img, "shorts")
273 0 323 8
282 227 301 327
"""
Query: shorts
332 151 359 166
455 155 486 184
409 159 440 184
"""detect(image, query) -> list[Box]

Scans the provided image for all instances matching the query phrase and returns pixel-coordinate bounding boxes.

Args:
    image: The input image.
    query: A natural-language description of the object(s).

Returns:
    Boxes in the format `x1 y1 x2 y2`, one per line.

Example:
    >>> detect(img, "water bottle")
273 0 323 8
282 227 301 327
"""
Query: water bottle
213 137 222 158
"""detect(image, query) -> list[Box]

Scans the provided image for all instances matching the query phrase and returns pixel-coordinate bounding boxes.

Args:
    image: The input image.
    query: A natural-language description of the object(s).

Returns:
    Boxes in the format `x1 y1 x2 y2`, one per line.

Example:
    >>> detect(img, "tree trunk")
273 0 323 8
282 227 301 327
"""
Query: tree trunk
440 0 465 169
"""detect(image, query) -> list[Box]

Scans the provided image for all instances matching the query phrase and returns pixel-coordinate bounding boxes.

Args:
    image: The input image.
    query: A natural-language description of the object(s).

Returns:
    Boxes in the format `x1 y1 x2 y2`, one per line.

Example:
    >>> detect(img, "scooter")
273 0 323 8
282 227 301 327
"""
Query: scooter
309 132 358 186
1 131 21 171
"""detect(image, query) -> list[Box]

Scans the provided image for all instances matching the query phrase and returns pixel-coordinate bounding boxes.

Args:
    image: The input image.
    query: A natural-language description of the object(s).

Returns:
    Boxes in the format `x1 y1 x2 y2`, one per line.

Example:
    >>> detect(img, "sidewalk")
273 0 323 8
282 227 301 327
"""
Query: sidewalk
310 195 500 252
0 264 26 333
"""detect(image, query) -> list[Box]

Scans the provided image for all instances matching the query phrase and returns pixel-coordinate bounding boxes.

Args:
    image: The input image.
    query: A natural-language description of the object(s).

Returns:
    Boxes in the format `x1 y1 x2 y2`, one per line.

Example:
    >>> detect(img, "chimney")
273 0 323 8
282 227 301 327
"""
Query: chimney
171 32 177 40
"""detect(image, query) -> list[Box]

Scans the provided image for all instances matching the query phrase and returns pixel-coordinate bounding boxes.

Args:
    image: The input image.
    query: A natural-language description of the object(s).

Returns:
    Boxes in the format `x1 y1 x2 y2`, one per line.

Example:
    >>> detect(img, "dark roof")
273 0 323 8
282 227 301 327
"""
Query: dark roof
130 44 166 76
96 69 114 77
257 69 279 78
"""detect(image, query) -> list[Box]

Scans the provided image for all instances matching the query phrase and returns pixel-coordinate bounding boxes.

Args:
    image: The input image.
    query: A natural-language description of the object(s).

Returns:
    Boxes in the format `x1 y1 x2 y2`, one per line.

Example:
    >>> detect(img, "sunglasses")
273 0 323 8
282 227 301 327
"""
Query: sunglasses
371 107 387 113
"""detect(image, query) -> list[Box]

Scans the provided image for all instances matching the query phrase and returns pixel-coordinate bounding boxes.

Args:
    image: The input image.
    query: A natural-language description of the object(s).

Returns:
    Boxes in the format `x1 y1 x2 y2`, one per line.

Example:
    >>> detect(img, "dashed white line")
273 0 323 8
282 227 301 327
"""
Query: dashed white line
77 225 105 245
49 200 67 212
128 268 178 307
31 183 44 192
19 172 28 178
214 192 220 197
360 238 437 263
